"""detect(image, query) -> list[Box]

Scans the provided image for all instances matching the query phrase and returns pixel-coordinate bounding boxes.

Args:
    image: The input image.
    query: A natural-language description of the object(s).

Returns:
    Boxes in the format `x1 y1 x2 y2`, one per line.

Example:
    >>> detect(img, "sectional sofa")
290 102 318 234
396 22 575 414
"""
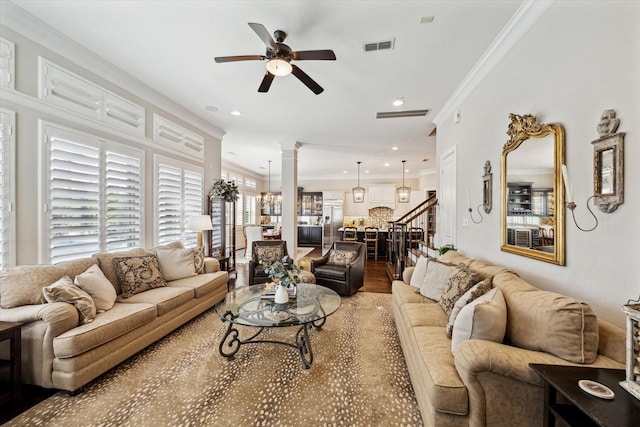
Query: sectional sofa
0 242 228 392
392 250 626 427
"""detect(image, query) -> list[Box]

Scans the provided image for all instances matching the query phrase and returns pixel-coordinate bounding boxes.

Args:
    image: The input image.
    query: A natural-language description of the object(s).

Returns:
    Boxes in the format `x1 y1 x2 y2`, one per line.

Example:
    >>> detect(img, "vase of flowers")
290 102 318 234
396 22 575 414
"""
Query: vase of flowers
209 178 239 202
261 255 303 304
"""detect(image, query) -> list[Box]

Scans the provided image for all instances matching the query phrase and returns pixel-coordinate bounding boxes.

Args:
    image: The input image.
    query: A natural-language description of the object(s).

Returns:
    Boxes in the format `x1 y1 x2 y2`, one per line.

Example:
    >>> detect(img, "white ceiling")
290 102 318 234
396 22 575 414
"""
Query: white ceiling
9 0 523 181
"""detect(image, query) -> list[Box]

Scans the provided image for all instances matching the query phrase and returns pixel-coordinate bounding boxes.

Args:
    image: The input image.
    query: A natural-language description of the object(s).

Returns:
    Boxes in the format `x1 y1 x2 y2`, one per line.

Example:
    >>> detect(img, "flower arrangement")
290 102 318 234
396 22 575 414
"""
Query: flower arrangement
261 255 303 288
209 178 239 202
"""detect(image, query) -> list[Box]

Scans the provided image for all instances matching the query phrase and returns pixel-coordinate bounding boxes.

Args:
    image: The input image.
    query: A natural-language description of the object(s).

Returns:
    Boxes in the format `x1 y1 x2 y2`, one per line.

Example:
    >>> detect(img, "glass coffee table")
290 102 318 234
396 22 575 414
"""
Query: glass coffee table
214 283 341 368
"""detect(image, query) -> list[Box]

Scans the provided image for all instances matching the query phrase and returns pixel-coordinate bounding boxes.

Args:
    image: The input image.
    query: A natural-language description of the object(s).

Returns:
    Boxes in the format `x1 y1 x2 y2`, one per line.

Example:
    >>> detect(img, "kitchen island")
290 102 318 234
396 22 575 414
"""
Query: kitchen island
337 227 387 257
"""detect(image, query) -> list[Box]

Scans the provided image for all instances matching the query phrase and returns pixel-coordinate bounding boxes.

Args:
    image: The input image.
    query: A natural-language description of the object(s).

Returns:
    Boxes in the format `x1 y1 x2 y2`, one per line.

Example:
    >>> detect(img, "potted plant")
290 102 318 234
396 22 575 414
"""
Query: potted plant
209 178 239 202
437 244 457 256
261 256 303 303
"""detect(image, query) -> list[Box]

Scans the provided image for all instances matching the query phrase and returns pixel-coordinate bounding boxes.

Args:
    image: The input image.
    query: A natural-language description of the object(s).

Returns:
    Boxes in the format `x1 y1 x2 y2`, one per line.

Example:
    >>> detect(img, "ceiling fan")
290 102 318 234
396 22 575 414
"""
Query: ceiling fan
214 22 336 95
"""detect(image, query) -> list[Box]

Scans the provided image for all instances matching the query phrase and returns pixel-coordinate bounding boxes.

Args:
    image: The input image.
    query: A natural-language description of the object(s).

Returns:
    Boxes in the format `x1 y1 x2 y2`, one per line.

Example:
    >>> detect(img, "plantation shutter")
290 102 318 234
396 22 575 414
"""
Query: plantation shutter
157 163 183 245
49 133 101 264
183 170 203 247
245 194 256 225
105 151 142 251
0 109 15 269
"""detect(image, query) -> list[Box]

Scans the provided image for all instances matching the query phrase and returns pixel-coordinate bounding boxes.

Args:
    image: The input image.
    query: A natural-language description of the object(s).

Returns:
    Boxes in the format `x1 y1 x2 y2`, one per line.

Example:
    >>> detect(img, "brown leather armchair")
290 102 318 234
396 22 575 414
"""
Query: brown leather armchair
310 241 365 296
249 240 289 285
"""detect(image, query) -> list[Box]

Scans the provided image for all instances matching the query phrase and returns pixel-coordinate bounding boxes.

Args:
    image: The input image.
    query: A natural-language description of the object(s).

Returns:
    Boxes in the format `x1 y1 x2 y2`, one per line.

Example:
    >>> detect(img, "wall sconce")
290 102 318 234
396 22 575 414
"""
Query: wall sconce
466 188 483 224
562 164 598 232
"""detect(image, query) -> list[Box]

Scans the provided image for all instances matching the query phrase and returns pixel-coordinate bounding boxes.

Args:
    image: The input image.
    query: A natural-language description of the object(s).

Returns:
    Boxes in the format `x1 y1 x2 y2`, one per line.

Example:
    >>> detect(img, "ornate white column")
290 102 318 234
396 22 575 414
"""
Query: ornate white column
280 141 300 255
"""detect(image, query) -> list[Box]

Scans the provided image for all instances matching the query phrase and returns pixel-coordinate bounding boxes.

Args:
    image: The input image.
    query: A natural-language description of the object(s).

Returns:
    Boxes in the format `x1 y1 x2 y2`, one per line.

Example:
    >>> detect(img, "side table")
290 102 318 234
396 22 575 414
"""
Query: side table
0 321 22 405
530 363 640 426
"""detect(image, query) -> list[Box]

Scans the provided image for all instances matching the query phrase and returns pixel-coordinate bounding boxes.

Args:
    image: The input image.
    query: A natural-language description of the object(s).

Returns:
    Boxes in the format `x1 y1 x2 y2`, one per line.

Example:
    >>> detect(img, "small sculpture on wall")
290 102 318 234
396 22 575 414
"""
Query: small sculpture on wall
592 109 624 213
483 160 492 214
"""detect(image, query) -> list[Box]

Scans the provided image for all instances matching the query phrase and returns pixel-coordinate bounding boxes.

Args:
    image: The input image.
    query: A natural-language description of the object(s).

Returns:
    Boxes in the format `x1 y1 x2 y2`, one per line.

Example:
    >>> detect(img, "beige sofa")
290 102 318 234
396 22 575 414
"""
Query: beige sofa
0 243 228 392
392 250 626 427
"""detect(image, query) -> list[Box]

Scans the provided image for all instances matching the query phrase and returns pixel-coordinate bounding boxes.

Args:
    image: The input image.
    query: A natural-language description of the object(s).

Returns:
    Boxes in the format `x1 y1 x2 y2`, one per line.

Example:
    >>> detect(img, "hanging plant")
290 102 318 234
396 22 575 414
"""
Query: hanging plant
209 178 239 202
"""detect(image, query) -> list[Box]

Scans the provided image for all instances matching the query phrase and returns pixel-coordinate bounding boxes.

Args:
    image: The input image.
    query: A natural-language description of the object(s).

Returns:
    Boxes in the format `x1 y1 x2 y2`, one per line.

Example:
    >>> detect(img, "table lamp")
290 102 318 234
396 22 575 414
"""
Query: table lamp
186 215 213 247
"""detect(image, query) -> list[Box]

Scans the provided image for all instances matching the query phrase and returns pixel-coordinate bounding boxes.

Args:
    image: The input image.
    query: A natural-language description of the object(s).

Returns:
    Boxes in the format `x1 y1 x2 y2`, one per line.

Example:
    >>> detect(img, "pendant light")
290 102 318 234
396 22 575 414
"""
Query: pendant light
352 161 365 203
263 160 274 206
397 160 411 203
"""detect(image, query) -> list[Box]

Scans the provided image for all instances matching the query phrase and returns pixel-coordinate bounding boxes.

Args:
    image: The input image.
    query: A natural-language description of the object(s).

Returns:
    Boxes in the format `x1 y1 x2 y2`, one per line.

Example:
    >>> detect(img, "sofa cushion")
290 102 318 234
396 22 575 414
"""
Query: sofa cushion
117 286 193 317
43 276 96 325
437 265 480 317
113 255 167 298
146 240 185 255
193 246 205 274
409 256 428 288
392 280 430 304
412 326 468 415
451 287 507 355
73 263 117 312
493 272 599 364
404 303 448 327
419 259 458 301
156 247 197 281
0 258 97 309
446 276 493 338
53 302 156 358
168 271 228 298
313 264 347 281
328 249 357 266
94 248 147 294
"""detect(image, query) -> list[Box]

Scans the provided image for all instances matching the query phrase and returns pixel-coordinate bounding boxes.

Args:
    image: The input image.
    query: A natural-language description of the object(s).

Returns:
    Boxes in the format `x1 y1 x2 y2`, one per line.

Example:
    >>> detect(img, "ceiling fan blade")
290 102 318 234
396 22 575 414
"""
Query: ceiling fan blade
248 22 278 51
291 64 324 95
292 50 336 61
258 72 275 93
215 55 266 63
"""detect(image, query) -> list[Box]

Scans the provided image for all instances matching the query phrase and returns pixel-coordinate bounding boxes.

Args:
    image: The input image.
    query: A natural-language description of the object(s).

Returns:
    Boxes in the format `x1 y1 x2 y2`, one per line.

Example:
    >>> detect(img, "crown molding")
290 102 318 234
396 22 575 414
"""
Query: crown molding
432 0 554 126
1 1 225 140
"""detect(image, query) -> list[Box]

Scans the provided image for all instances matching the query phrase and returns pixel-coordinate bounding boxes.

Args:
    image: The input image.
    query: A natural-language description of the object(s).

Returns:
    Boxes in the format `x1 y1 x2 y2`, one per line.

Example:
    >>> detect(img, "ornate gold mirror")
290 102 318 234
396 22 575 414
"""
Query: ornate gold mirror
501 114 565 265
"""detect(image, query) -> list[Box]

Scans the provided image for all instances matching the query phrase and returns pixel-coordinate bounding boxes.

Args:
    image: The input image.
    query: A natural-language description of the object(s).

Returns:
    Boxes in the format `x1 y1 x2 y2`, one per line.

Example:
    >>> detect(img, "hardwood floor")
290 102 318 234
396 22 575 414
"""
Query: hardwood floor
230 246 392 293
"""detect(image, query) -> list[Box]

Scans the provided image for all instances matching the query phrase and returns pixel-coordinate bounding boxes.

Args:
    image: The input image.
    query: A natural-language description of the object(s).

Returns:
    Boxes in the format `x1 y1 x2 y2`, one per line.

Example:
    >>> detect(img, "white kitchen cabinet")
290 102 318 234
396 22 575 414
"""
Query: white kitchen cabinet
322 191 344 201
345 191 369 216
368 184 395 209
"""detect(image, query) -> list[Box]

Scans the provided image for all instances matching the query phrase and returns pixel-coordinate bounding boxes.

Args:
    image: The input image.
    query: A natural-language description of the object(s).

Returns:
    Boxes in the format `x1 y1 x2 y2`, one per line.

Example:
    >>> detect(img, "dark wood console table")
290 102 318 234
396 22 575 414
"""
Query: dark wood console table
530 363 640 426
0 321 22 405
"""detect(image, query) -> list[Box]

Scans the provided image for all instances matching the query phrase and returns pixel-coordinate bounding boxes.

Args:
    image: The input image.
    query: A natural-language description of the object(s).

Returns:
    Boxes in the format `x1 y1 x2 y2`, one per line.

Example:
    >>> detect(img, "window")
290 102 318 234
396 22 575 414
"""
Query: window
0 109 16 269
43 124 143 264
244 193 257 225
155 156 203 247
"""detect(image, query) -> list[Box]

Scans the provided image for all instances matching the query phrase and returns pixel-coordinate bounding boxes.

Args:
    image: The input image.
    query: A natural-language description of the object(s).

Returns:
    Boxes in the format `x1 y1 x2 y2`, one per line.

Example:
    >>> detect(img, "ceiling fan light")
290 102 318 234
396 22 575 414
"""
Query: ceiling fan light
266 58 292 76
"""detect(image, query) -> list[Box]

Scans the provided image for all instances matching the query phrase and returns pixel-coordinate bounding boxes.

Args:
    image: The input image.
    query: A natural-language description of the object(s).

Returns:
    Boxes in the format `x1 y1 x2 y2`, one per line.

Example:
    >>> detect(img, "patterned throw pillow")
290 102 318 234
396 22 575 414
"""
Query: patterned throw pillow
43 276 97 325
328 249 358 266
255 246 284 263
112 255 166 298
193 246 205 274
446 276 493 338
438 265 481 317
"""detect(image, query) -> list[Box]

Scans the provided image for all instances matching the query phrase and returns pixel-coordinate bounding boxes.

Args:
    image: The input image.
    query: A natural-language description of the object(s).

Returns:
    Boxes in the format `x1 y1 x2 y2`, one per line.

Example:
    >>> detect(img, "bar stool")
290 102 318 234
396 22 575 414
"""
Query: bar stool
343 227 357 241
364 227 379 260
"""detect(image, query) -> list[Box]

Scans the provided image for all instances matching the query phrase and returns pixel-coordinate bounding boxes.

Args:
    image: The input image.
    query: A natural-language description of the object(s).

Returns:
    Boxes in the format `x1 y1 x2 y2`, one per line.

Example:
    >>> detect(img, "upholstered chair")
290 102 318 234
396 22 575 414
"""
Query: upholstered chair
249 240 289 285
244 226 264 260
310 241 365 296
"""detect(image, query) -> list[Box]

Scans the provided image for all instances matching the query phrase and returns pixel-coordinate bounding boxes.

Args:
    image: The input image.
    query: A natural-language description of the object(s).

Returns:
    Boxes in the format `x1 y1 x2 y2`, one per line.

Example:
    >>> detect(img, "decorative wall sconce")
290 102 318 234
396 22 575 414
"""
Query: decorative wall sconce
562 109 624 232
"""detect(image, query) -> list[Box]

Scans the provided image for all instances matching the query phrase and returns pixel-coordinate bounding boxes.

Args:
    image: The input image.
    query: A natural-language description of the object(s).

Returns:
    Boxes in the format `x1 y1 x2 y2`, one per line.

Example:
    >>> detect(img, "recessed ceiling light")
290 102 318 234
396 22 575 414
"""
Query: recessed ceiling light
392 146 399 151
343 170 348 174
365 170 370 174
420 16 435 24
230 110 242 116
392 98 405 107
205 105 218 112
384 163 390 167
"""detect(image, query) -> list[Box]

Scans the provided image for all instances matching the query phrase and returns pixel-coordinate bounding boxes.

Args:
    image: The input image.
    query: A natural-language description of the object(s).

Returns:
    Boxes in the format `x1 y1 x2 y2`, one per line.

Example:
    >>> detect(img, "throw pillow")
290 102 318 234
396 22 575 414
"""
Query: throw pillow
451 287 507 355
437 265 481 317
446 277 493 338
112 255 166 298
328 249 358 266
193 246 205 274
73 263 117 312
42 276 96 325
93 248 147 295
255 246 284 263
409 256 429 288
156 248 197 281
419 259 458 301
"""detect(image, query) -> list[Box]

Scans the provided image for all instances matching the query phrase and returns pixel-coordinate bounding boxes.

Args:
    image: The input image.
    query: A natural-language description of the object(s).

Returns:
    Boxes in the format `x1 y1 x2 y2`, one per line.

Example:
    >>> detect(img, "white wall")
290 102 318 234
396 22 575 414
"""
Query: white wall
436 1 640 326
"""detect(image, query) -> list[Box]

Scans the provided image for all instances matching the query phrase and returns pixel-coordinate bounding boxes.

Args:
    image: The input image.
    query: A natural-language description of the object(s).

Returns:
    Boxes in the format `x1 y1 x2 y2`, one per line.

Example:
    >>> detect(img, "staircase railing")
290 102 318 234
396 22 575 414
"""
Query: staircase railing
386 194 437 280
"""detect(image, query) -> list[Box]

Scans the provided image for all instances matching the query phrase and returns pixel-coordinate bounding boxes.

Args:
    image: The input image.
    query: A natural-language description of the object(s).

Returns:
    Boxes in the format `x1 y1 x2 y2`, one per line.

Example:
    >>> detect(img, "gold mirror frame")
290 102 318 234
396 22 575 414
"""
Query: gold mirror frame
501 114 565 265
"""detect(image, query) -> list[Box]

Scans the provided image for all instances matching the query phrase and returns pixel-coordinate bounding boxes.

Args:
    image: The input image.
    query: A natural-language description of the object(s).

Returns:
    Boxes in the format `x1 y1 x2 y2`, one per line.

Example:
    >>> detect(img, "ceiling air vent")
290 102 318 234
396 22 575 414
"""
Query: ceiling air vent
363 38 395 53
376 109 430 119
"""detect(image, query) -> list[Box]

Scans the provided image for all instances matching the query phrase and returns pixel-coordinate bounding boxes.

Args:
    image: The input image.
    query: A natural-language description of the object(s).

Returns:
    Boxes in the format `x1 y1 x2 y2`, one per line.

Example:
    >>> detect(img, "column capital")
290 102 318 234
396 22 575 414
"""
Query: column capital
279 141 301 152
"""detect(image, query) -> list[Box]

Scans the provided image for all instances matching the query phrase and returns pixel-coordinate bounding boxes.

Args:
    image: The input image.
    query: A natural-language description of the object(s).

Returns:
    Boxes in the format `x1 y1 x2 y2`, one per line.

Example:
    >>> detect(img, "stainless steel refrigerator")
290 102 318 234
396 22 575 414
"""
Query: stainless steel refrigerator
322 200 344 248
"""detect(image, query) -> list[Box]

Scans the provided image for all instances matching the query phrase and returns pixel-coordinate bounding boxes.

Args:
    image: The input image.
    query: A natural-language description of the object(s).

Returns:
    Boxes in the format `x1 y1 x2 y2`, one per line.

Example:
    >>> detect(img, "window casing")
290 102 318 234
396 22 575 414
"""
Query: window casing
0 108 16 269
43 123 143 264
154 156 203 248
